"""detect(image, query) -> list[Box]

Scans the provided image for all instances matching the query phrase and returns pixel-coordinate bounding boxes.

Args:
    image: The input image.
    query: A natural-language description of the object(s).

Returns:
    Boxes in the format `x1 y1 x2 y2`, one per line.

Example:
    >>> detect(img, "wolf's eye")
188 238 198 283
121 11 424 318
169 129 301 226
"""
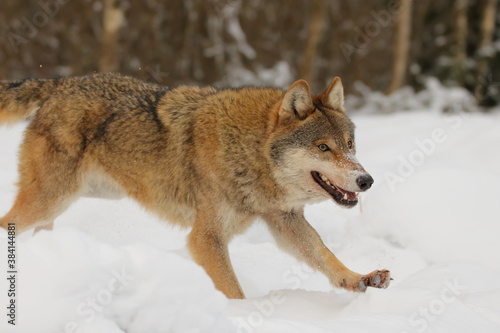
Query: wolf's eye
348 140 353 149
318 143 330 152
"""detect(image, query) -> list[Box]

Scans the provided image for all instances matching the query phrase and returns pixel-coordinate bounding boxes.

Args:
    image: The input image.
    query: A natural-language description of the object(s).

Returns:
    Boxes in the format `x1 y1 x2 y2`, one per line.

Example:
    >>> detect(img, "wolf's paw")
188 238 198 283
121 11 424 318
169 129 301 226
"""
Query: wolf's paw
357 270 391 291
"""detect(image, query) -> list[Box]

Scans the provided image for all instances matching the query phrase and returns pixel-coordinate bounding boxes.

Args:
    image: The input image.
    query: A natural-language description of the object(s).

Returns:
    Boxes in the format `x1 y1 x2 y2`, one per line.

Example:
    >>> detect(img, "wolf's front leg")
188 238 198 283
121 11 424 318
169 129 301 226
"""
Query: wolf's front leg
264 209 391 292
187 203 246 299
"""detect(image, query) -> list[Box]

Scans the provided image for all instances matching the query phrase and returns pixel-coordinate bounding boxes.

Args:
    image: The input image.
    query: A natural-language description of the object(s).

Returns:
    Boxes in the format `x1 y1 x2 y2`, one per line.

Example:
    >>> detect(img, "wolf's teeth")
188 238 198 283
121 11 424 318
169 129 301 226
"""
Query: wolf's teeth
326 181 331 186
355 193 359 198
343 193 348 200
320 174 328 182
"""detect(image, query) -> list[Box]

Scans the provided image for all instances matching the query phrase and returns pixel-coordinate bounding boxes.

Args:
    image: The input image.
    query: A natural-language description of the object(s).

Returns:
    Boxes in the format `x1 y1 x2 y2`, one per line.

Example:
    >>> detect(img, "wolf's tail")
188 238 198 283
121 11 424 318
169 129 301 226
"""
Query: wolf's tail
0 78 56 124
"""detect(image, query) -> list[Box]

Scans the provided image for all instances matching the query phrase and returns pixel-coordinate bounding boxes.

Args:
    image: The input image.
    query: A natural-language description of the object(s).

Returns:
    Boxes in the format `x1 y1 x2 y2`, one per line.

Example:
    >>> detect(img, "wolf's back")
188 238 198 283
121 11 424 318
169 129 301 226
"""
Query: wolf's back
0 78 56 124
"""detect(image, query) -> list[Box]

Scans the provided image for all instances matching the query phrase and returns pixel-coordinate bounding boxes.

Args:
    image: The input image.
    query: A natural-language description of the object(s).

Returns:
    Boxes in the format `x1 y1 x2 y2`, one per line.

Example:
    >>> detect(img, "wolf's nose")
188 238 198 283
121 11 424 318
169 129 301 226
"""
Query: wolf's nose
356 174 374 191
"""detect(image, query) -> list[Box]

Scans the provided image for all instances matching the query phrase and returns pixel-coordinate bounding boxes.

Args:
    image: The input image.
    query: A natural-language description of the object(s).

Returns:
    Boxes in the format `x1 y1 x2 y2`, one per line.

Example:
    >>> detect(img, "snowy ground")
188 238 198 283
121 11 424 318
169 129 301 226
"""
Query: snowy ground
1 110 500 333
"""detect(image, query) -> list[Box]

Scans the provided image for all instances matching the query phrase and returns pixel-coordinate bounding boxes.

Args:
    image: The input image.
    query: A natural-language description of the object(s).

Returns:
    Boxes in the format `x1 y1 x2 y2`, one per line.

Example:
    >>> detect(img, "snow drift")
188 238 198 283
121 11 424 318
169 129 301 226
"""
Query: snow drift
1 110 500 332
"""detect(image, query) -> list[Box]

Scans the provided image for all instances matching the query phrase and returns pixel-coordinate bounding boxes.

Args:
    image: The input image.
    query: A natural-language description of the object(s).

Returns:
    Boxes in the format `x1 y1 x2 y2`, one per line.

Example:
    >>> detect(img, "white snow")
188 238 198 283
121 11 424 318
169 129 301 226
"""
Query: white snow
1 109 500 332
346 77 477 114
223 60 294 89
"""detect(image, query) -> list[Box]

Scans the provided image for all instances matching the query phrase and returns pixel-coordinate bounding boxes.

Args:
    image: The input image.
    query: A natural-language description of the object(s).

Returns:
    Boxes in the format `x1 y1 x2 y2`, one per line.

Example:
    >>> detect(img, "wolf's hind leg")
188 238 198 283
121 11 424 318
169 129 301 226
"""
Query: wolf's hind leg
264 209 391 291
0 174 77 235
34 222 54 234
0 132 82 235
0 186 65 235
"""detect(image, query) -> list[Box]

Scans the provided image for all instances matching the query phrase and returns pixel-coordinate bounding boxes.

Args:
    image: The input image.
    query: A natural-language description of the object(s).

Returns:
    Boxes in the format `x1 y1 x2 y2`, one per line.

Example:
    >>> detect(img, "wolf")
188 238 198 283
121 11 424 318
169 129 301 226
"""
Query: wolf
0 73 390 298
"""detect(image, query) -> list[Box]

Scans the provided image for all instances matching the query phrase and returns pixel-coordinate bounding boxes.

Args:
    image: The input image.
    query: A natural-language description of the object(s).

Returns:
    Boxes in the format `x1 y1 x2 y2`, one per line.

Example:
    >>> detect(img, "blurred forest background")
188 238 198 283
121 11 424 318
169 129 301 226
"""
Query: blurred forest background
0 0 499 110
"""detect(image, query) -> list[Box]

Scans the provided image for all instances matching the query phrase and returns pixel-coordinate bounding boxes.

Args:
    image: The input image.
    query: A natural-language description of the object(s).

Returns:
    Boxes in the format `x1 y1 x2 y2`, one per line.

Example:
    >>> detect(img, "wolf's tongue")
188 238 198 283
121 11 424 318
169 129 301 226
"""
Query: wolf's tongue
335 185 356 200
346 191 357 200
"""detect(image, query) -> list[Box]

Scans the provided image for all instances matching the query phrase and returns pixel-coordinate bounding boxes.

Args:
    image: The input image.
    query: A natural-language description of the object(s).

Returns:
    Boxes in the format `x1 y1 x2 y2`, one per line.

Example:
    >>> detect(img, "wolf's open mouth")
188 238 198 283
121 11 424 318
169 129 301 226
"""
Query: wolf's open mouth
311 171 358 207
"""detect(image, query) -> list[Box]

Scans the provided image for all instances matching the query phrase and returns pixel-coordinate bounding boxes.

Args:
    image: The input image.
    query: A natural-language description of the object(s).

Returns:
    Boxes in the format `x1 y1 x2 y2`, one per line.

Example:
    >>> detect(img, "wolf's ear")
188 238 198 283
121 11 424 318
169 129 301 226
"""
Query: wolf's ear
319 76 344 111
279 80 314 122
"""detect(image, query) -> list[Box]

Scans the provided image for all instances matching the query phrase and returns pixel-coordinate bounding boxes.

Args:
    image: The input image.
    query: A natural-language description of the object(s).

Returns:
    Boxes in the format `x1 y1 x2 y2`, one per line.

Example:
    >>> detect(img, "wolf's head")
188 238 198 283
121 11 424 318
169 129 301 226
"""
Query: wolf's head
268 77 373 208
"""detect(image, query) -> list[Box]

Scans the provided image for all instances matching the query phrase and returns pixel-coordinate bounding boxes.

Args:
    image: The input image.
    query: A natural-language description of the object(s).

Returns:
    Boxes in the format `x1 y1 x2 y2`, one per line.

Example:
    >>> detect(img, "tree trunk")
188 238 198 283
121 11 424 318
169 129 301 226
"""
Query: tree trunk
299 0 327 91
179 0 202 79
387 0 412 94
99 0 124 73
475 0 498 104
453 0 468 85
